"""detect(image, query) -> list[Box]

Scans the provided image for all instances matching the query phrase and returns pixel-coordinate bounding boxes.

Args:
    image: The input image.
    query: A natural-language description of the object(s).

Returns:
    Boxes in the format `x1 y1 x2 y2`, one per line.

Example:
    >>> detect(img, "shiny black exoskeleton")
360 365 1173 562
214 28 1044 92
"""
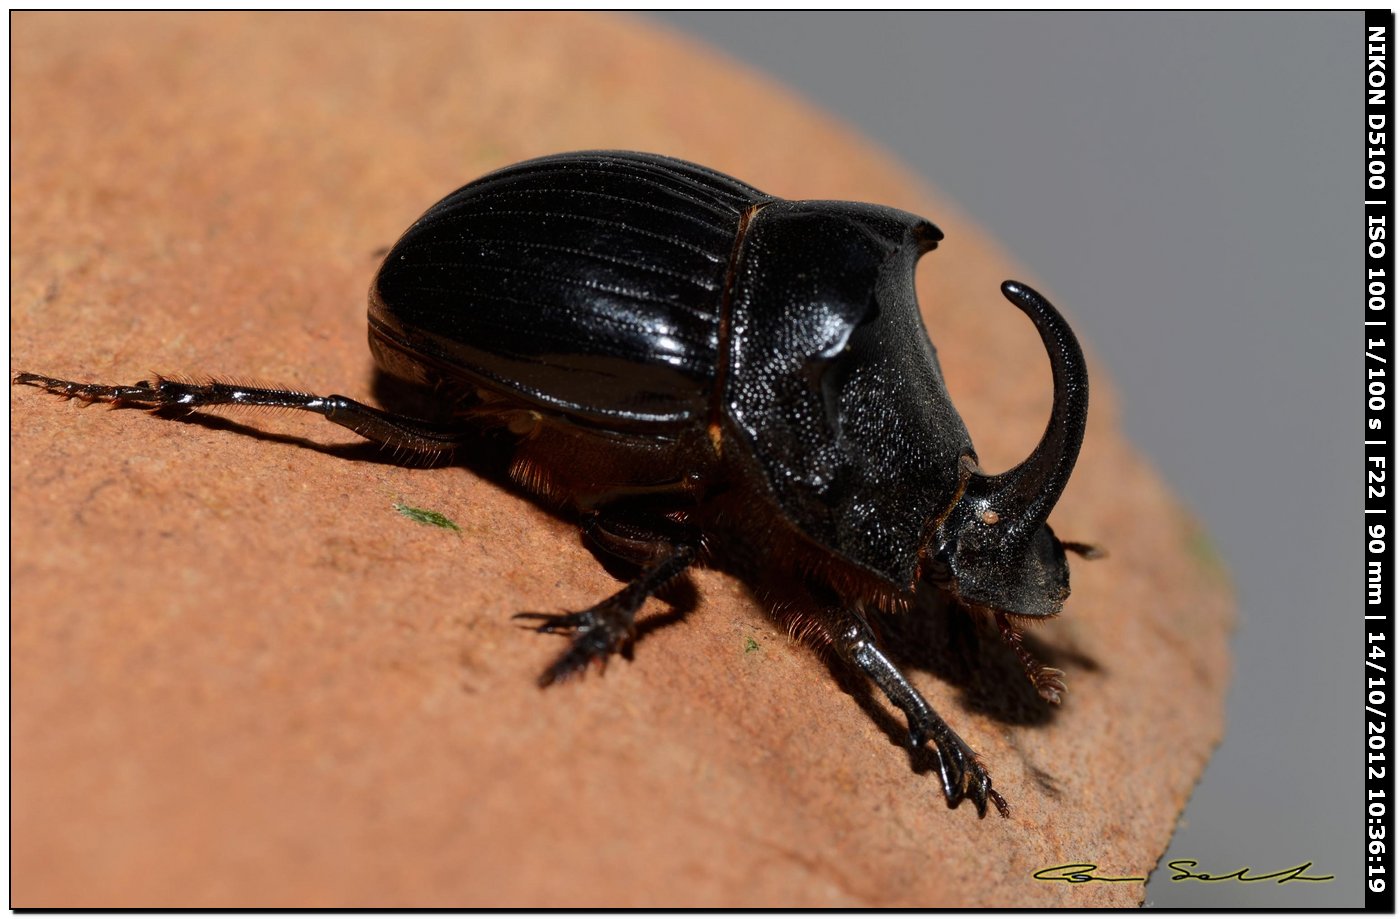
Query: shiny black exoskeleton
16 151 1094 818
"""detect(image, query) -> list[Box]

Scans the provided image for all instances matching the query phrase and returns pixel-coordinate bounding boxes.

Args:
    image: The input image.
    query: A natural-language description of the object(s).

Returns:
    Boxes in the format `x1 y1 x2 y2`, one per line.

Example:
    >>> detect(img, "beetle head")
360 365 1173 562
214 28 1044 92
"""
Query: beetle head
929 282 1088 620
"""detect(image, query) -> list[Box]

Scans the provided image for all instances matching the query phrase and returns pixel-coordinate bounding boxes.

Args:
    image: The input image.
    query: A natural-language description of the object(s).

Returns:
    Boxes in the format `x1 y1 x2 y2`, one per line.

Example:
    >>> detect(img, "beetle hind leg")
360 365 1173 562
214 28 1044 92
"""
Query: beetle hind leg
13 372 469 456
515 516 698 686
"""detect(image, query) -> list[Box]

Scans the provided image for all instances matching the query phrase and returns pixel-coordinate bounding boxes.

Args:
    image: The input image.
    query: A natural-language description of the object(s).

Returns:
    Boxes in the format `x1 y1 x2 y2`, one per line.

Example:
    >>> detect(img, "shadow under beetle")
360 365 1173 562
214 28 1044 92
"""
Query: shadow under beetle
16 151 1097 818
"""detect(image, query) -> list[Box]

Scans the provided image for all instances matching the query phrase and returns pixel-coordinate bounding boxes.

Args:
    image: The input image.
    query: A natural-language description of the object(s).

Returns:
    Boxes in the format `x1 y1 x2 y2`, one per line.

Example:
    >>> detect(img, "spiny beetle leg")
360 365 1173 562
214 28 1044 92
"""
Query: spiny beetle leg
14 371 469 456
827 607 1010 818
995 611 1067 705
515 527 697 687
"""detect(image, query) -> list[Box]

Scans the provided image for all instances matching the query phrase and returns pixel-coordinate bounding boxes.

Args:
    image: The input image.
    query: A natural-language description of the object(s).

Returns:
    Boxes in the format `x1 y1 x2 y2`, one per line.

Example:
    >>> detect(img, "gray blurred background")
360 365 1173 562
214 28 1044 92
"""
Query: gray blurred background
651 12 1360 909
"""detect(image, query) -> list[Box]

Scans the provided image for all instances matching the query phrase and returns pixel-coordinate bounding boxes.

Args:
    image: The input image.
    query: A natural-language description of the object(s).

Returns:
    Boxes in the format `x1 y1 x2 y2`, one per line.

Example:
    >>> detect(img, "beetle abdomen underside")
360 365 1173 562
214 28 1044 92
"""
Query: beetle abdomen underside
370 151 770 431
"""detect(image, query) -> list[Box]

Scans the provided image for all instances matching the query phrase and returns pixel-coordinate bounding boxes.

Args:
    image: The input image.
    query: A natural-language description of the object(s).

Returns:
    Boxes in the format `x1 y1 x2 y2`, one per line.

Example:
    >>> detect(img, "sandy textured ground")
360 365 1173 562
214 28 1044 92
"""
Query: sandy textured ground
11 12 1233 907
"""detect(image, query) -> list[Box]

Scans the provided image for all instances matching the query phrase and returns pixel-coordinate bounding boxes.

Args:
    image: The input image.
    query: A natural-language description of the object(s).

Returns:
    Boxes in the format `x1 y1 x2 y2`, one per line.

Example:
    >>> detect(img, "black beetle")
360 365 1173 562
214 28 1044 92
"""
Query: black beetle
16 150 1094 818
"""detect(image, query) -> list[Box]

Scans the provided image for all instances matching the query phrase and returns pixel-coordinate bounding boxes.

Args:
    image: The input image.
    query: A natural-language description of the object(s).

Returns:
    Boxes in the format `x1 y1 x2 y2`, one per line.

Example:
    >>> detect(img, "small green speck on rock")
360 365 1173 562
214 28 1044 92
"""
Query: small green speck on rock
744 637 761 654
394 501 461 532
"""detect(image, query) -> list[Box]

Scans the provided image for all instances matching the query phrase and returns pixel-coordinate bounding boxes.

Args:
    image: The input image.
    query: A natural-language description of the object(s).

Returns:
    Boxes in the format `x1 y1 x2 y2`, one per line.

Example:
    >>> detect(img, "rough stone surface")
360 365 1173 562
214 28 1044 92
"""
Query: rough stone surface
11 12 1234 908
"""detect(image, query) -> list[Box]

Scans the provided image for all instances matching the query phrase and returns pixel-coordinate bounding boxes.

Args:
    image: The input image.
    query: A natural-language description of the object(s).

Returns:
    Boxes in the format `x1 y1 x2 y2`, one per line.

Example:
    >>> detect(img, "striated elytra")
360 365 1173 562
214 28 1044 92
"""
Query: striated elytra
16 150 1095 818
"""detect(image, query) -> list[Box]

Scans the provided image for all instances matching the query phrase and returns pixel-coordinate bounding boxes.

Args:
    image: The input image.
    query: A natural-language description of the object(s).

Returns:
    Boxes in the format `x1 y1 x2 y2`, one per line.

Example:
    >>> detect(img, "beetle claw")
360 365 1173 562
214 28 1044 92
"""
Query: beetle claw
1034 667 1068 705
512 610 597 634
910 711 1007 818
960 761 1010 818
517 601 637 687
833 610 1011 818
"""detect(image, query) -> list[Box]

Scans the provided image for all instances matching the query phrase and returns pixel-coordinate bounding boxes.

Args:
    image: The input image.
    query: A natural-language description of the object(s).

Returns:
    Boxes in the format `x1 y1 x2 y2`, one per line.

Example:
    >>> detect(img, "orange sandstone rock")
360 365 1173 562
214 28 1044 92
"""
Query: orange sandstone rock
11 11 1232 908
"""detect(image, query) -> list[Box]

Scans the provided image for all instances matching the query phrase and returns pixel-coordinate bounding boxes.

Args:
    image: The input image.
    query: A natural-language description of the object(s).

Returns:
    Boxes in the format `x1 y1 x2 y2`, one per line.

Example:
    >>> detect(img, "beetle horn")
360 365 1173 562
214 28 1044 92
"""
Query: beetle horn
965 281 1088 532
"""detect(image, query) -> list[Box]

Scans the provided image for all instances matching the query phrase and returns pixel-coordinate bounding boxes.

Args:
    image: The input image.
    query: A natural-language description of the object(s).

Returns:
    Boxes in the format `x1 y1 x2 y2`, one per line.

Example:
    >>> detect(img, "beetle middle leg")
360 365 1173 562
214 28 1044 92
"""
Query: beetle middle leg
13 372 469 455
822 605 1010 818
514 512 699 686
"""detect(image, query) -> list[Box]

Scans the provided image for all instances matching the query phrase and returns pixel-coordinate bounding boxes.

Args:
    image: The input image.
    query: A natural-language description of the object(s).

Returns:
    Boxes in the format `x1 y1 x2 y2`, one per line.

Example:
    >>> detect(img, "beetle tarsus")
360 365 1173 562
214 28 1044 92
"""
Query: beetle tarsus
14 371 469 455
827 607 1009 818
909 705 1000 816
514 603 636 686
517 535 697 686
14 372 160 405
1032 667 1068 705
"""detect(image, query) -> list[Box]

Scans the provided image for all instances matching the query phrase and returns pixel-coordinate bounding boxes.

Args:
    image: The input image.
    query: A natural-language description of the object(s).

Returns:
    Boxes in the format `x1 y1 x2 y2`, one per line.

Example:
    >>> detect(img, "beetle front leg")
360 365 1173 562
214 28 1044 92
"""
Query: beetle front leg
14 372 468 455
514 516 699 686
825 607 1010 818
